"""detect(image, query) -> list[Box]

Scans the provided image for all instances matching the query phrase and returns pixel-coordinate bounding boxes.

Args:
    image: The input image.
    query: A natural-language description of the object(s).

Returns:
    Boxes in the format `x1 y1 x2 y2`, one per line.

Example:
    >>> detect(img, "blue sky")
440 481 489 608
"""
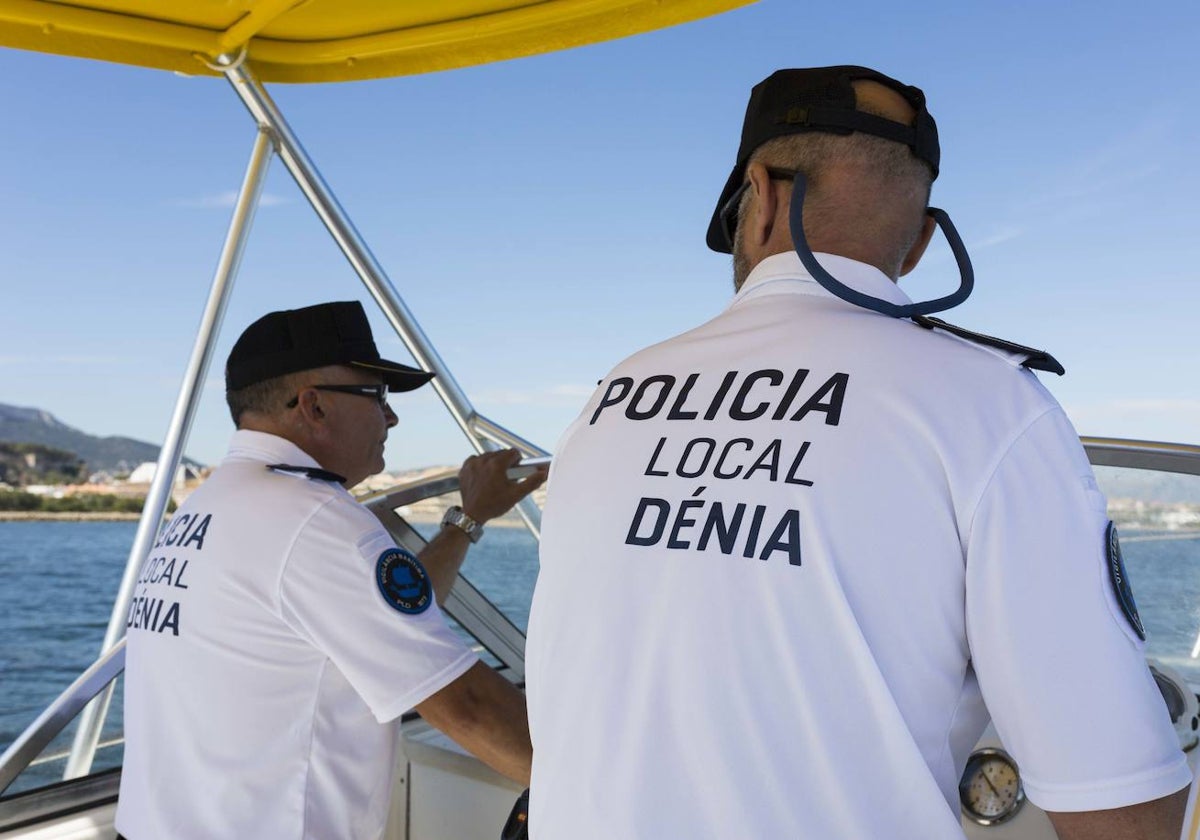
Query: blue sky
1 0 1197 471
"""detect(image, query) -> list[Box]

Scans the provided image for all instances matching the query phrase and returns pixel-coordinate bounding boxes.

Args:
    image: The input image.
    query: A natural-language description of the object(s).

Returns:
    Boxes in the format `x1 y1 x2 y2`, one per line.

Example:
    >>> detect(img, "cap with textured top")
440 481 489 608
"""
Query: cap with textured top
225 301 434 393
706 65 940 253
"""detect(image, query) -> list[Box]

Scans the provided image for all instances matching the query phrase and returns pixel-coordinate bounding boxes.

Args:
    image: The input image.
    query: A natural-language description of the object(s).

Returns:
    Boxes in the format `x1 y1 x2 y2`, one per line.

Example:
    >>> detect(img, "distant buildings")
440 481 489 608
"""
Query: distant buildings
1109 497 1200 531
125 462 202 487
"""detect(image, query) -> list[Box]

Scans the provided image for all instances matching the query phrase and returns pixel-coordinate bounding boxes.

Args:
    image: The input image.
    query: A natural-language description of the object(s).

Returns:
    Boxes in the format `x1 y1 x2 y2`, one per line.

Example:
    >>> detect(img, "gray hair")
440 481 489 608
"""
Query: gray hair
738 128 933 278
225 373 298 426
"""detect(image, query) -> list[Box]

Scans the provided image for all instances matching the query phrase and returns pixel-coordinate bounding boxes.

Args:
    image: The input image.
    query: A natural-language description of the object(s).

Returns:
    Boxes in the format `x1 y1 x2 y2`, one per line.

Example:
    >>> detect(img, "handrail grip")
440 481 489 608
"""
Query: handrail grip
361 471 533 677
1081 438 1200 477
0 640 126 797
358 468 461 511
5 437 1195 797
2 470 509 797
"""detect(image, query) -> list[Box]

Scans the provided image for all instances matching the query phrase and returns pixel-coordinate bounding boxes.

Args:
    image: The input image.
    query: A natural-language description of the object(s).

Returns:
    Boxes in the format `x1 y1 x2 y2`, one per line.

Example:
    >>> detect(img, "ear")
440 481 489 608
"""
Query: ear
744 162 781 249
293 388 327 430
899 214 937 277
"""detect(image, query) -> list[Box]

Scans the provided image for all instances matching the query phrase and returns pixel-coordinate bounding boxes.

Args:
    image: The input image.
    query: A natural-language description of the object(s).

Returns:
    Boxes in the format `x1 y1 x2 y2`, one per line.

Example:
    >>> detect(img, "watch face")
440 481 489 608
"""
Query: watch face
959 749 1024 825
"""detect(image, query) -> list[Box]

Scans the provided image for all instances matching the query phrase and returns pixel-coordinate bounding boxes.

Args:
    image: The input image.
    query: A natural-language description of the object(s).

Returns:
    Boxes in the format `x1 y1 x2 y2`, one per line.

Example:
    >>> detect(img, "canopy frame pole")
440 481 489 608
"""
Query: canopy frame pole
470 414 547 537
223 62 495 455
63 127 276 780
223 63 549 537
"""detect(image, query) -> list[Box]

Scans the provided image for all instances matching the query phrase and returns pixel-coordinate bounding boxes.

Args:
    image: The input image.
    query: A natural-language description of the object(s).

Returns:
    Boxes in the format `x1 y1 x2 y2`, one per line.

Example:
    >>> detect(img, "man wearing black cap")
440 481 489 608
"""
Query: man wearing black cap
525 68 1188 838
116 301 545 840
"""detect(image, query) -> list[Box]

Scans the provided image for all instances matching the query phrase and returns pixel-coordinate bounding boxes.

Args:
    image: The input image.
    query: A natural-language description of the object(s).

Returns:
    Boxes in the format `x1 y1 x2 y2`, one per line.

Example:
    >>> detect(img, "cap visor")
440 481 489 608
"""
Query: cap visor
350 359 436 392
706 164 746 254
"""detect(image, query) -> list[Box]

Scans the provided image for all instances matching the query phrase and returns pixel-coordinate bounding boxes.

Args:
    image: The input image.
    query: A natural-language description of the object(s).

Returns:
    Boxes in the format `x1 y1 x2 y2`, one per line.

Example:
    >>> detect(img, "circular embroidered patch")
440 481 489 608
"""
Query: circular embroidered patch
376 547 432 615
1106 521 1144 641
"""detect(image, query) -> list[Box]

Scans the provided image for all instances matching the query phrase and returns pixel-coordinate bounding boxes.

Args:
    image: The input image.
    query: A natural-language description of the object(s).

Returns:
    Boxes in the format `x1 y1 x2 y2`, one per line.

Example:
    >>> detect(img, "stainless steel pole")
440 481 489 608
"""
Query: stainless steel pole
512 493 542 540
471 415 549 458
470 415 547 537
1 641 125 795
222 63 486 453
63 128 275 779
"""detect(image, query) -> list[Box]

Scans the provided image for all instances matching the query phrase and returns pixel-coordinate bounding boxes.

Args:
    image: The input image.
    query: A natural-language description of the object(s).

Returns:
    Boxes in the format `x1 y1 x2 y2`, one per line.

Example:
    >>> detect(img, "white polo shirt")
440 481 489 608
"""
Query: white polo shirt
526 252 1189 839
117 430 476 840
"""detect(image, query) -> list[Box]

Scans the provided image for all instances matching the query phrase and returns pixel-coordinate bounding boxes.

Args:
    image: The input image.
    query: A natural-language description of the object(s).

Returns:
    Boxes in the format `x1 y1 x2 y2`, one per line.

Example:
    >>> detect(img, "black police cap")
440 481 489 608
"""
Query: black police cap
706 65 941 254
225 301 435 393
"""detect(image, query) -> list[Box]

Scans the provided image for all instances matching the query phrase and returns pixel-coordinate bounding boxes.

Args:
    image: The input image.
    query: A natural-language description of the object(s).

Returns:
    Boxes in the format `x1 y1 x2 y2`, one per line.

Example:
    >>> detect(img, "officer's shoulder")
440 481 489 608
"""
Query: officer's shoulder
261 463 352 512
909 315 1065 377
286 474 383 544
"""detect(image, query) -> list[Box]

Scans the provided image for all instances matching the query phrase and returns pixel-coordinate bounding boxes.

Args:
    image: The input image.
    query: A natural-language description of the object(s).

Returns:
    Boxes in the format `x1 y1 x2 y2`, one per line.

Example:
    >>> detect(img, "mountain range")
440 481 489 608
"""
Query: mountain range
0 402 203 476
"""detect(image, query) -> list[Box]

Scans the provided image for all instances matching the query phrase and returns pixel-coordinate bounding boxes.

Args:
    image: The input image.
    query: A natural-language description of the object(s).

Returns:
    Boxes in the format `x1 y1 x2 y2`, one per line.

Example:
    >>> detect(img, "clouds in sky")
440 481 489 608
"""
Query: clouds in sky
921 224 1026 266
925 110 1182 269
969 226 1024 250
0 354 127 365
1017 110 1178 215
1064 398 1200 444
475 384 594 406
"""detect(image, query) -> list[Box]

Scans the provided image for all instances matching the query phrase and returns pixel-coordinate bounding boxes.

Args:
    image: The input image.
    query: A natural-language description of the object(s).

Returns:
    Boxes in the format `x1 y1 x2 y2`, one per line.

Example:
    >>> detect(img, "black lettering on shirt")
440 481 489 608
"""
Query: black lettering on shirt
790 372 848 425
730 369 783 420
590 377 634 425
624 496 802 568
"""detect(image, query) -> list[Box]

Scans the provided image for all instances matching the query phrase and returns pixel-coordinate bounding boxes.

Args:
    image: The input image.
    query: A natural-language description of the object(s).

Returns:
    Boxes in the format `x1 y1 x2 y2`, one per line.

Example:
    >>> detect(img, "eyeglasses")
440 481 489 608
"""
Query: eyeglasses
286 383 389 409
717 167 801 251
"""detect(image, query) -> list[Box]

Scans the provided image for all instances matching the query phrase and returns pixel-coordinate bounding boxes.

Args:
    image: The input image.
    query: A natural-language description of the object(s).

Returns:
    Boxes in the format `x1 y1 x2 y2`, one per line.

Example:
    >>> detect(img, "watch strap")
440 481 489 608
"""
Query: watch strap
442 505 483 543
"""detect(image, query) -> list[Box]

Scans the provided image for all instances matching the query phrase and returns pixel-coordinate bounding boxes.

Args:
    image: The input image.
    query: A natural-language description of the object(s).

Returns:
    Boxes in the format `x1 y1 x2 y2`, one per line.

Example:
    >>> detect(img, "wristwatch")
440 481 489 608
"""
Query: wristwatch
442 505 484 543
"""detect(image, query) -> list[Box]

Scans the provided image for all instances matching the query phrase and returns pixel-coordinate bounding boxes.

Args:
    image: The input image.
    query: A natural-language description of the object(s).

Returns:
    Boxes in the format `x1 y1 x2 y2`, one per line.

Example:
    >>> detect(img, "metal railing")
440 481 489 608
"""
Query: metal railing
1081 438 1200 477
0 641 125 796
3 438 1197 801
361 475 532 678
63 126 277 783
0 466 537 798
64 58 548 779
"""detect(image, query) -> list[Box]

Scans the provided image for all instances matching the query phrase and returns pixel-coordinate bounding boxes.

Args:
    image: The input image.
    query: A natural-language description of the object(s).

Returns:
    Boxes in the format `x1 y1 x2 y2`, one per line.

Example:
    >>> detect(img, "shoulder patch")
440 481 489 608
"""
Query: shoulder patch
1106 522 1145 640
912 315 1065 375
375 547 433 615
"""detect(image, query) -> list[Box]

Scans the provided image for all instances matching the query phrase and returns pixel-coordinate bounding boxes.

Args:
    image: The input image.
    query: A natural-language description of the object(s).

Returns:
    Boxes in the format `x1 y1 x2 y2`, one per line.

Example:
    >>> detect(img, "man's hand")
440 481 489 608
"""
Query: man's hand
459 449 548 524
417 449 548 605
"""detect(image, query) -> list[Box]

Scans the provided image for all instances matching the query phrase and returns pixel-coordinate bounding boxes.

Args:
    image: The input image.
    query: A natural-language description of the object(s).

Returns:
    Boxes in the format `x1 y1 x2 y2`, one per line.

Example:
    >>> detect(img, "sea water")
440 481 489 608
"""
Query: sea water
0 520 540 795
2 522 1198 797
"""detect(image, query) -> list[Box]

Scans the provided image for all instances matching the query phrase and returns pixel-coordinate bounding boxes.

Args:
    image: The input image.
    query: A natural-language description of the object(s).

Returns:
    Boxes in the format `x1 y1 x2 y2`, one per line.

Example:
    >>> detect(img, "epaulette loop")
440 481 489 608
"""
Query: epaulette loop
266 464 348 483
913 315 1065 376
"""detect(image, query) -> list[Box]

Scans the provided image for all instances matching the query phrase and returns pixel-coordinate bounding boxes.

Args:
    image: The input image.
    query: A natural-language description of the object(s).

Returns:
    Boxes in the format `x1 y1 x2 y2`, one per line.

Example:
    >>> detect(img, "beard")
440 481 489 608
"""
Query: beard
732 226 752 292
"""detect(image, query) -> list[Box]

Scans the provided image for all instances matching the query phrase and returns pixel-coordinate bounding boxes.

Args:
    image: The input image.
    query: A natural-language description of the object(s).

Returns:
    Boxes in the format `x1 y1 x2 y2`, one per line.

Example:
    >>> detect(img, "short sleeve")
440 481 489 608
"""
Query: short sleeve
278 498 477 723
965 408 1189 811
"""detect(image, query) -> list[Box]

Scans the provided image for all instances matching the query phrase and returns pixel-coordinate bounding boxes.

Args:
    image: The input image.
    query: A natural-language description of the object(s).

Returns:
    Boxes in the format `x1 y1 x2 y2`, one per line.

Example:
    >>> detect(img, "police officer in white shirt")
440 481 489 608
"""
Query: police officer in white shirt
116 300 546 840
525 66 1190 839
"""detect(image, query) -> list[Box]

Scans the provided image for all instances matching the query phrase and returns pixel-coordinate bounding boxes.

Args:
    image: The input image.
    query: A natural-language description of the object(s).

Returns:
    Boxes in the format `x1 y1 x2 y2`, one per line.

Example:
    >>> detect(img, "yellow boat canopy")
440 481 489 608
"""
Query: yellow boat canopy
0 0 752 83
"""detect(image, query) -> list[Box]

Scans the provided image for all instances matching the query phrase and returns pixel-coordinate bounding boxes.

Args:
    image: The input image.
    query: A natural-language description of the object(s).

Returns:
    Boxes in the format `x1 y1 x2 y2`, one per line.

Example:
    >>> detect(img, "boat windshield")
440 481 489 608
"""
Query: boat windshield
1093 464 1200 686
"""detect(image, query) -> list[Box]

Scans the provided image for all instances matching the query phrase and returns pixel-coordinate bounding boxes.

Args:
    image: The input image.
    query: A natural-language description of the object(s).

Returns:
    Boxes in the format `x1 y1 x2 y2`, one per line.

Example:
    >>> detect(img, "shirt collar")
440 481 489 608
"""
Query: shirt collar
729 251 912 312
223 429 322 470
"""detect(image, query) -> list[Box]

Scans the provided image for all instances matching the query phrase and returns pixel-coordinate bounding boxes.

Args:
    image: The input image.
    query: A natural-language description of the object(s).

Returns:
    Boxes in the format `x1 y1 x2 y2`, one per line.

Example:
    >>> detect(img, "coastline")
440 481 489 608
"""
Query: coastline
0 510 529 527
0 511 142 522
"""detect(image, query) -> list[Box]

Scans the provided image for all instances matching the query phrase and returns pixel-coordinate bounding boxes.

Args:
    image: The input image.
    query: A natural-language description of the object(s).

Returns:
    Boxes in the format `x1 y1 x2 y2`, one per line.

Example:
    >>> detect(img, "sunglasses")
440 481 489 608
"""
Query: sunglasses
286 383 389 409
717 167 801 251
